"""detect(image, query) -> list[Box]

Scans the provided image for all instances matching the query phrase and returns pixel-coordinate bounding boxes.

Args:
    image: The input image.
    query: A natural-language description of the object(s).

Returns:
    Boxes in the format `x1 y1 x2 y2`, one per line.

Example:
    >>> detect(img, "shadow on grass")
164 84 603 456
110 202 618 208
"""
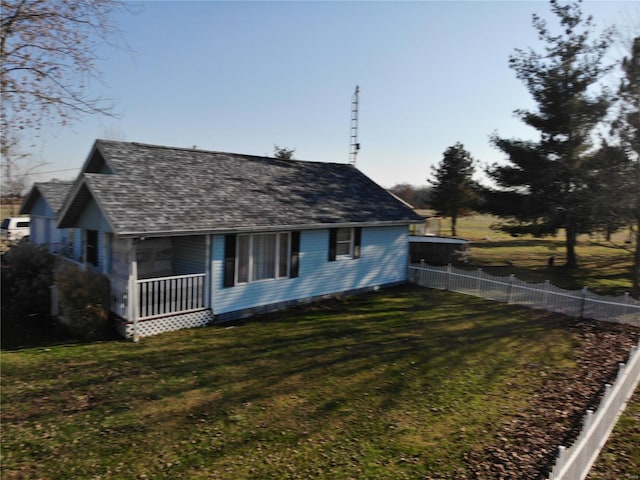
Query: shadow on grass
0 310 120 351
4 284 637 479
471 239 564 249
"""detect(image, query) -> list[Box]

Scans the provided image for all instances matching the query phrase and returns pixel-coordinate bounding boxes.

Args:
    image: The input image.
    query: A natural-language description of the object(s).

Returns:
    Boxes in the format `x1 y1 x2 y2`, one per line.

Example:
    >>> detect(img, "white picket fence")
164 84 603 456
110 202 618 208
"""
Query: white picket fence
546 343 640 480
408 262 640 480
408 263 640 326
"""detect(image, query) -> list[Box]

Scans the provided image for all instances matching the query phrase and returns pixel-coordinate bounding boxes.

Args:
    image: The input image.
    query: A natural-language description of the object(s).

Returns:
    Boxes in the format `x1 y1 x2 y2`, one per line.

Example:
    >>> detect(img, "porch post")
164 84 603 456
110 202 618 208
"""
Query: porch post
204 235 212 311
129 238 140 342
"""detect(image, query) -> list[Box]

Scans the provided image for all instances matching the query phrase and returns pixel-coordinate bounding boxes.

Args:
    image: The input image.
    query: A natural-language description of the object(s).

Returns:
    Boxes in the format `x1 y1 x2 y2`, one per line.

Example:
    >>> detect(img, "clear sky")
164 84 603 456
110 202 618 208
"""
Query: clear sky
21 0 639 189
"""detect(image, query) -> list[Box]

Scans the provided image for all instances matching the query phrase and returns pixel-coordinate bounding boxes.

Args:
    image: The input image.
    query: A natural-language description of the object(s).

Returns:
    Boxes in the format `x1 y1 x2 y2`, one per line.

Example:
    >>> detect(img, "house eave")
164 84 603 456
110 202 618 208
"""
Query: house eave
114 219 422 239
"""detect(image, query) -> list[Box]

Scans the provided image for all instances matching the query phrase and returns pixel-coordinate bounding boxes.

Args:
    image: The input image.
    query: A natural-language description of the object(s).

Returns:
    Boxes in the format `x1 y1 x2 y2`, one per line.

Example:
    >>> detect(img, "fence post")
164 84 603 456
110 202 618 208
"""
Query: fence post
543 280 550 308
552 445 567 479
580 287 588 319
476 268 482 297
445 263 452 291
622 292 637 327
583 409 595 431
506 274 515 304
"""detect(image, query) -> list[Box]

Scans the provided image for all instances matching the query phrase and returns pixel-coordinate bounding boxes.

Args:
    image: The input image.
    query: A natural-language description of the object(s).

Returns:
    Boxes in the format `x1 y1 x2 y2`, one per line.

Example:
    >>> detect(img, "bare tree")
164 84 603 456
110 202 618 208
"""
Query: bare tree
1 0 129 139
0 132 46 215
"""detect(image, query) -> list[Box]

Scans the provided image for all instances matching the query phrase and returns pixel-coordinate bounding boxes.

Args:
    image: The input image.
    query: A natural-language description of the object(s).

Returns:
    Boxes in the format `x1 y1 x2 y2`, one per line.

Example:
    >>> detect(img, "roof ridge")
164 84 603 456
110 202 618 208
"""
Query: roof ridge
95 139 352 167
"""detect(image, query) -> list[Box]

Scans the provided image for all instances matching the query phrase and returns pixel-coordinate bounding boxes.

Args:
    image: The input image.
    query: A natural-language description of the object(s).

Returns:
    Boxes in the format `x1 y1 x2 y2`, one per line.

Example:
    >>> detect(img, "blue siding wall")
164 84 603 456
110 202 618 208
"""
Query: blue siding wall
76 198 112 232
211 226 408 315
30 195 55 217
73 199 111 270
72 229 83 261
29 196 54 246
31 216 47 244
29 196 71 251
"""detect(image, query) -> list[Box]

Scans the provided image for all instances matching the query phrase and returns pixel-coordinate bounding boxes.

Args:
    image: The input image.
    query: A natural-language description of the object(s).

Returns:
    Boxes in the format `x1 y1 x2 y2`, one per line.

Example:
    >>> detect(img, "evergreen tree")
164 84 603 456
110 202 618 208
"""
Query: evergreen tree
485 0 614 268
612 37 640 160
609 37 640 297
429 143 480 237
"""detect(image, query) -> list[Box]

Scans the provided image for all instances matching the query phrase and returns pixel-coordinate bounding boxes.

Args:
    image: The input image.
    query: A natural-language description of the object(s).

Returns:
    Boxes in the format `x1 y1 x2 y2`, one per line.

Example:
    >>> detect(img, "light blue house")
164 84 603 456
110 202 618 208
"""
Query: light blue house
20 181 74 254
55 140 424 339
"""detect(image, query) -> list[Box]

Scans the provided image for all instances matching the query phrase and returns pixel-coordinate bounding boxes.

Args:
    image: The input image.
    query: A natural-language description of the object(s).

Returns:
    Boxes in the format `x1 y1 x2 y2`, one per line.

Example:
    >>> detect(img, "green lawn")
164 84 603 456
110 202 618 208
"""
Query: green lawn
1 285 627 480
422 213 636 296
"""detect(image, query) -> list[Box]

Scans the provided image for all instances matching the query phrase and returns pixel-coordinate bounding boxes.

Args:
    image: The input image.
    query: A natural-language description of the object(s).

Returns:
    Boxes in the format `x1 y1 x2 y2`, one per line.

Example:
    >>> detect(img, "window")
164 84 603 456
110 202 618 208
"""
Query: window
336 228 353 258
236 232 290 284
236 235 250 283
328 227 361 261
224 232 299 287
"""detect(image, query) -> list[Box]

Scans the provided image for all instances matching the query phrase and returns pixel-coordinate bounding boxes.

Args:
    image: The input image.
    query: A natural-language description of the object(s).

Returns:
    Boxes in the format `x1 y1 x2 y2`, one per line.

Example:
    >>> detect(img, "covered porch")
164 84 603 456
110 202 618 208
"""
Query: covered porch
110 272 212 339
110 235 213 338
110 272 207 320
54 234 214 339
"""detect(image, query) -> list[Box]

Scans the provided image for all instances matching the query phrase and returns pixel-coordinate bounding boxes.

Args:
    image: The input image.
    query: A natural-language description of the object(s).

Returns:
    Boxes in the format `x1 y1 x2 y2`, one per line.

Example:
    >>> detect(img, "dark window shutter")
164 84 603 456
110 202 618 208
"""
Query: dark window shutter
353 227 362 259
328 228 337 261
290 231 300 278
223 234 236 288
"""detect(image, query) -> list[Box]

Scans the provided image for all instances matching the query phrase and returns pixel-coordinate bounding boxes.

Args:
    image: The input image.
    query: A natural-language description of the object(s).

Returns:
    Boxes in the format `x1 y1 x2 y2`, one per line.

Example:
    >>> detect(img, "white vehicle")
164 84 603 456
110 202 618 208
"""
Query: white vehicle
1 217 30 243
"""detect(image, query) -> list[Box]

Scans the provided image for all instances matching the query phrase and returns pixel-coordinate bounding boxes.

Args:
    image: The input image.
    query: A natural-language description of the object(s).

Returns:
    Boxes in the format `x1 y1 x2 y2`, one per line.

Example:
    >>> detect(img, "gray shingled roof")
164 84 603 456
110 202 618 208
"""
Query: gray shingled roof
21 181 74 216
59 140 423 237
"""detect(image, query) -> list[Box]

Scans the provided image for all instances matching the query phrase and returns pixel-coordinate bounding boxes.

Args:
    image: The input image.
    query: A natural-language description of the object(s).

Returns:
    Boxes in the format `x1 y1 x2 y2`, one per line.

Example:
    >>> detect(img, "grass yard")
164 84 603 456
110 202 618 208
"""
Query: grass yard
0 201 22 220
422 213 637 296
2 285 638 480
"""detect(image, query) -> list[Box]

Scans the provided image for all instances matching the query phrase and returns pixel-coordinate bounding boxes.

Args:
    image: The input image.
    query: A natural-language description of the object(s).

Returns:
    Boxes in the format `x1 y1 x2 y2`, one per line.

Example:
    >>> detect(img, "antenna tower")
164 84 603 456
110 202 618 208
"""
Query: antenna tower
349 85 360 166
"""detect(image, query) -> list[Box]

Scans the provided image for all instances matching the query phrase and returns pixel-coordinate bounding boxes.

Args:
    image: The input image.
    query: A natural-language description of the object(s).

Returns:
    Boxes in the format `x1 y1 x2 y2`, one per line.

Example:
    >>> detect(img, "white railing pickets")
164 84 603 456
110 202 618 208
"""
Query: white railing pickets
136 273 206 320
408 263 640 326
546 344 640 480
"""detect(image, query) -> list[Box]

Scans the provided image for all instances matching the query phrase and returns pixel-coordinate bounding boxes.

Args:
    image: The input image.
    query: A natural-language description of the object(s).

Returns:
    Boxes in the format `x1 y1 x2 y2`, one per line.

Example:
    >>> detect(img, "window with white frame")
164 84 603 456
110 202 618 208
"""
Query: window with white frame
335 228 354 258
328 227 361 261
236 232 290 283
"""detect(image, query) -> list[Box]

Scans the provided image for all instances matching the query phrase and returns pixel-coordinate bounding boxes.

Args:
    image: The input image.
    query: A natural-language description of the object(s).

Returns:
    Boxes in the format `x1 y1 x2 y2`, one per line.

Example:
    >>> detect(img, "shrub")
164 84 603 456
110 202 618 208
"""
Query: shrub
54 263 111 340
1 243 56 320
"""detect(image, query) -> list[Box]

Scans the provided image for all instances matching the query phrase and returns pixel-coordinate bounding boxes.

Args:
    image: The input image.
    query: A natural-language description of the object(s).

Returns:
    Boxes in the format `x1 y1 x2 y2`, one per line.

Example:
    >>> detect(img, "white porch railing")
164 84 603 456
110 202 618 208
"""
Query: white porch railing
136 273 206 320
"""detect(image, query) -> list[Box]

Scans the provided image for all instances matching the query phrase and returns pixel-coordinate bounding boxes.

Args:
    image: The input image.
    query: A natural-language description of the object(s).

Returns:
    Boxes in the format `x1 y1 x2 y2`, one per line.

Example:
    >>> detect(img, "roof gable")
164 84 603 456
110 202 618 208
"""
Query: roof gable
20 181 74 216
58 140 424 237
